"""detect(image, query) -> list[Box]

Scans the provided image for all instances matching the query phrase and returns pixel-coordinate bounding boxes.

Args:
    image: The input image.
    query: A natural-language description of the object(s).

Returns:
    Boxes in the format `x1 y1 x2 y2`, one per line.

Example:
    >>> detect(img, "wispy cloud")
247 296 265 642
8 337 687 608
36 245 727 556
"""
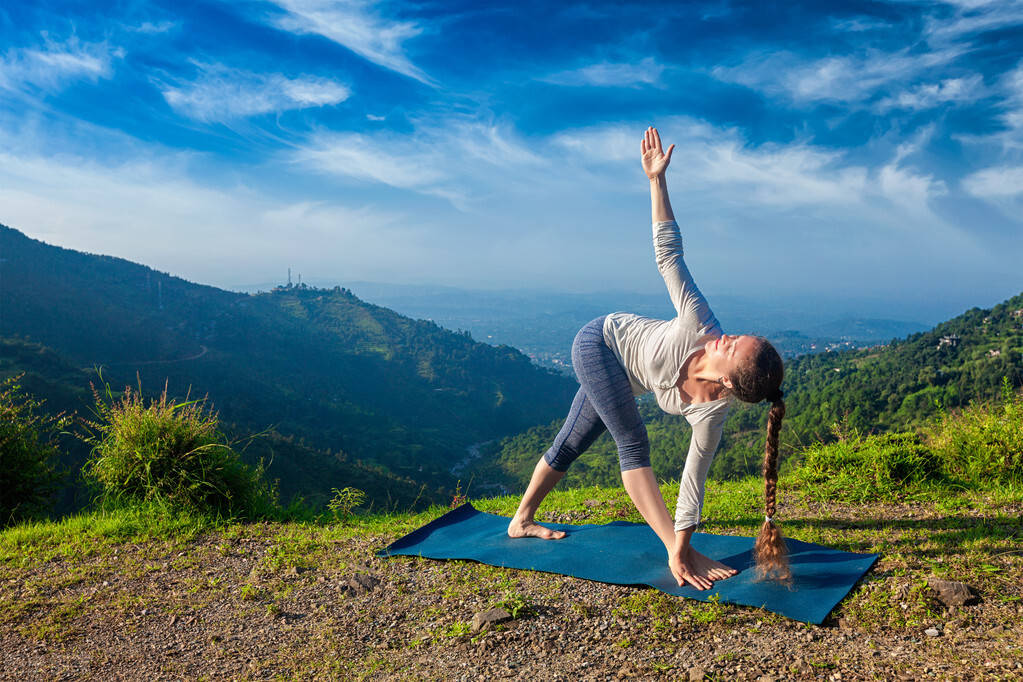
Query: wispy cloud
997 63 1023 150
962 164 1023 197
876 75 984 111
0 144 413 287
876 141 949 218
159 62 350 122
129 20 178 34
292 119 543 208
715 1 1020 113
553 118 867 207
0 37 120 94
923 0 1023 46
711 48 962 105
541 57 666 88
262 0 432 85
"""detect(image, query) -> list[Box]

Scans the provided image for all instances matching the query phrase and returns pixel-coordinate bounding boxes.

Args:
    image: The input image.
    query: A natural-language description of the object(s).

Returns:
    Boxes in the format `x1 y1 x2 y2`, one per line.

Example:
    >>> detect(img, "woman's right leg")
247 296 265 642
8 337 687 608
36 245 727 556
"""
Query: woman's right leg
508 319 611 539
507 386 607 538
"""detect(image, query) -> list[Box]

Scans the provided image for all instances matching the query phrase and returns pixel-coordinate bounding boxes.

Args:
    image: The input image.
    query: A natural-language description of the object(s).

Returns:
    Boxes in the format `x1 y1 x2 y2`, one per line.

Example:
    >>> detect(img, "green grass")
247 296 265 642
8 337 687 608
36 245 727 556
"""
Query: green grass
80 377 278 520
926 379 1023 486
794 431 946 503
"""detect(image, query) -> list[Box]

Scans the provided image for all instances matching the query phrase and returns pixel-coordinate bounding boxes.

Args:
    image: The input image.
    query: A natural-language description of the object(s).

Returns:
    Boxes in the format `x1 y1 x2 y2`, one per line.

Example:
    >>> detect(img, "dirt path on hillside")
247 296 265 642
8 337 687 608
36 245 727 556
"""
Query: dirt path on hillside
86 345 209 371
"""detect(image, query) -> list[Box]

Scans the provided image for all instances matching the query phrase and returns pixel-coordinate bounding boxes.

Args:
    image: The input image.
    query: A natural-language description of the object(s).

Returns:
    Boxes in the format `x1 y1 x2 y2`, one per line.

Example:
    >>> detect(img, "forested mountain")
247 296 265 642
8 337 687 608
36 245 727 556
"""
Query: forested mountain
0 224 576 511
0 337 445 514
479 292 1023 489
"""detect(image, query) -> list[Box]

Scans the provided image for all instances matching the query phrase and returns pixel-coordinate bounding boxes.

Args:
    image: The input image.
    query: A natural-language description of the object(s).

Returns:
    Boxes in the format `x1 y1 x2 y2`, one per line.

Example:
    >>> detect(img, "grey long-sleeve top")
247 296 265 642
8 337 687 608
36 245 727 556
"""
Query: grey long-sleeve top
602 220 730 531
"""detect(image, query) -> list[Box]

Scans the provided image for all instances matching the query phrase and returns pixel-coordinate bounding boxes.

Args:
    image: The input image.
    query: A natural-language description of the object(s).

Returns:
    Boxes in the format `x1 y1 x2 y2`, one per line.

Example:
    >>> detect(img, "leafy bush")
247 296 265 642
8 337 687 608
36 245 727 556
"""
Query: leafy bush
926 380 1023 487
81 379 278 519
0 376 66 526
794 430 943 503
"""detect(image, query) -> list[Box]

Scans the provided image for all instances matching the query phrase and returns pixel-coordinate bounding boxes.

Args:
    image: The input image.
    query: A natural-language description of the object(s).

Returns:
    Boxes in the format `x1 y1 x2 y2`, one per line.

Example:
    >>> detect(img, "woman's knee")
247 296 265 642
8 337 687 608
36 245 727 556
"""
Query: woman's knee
617 433 651 471
543 443 579 472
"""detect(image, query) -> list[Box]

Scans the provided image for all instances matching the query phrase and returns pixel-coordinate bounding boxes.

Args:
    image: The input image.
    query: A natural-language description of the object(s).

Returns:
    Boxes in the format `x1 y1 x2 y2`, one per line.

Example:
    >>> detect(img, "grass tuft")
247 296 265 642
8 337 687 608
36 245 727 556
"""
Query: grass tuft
79 375 278 520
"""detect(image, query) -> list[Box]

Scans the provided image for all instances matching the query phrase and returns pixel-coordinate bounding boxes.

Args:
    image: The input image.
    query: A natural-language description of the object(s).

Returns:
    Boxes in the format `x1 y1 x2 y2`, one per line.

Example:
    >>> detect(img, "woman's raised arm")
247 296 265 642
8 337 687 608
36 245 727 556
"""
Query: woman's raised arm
641 127 719 330
641 126 675 223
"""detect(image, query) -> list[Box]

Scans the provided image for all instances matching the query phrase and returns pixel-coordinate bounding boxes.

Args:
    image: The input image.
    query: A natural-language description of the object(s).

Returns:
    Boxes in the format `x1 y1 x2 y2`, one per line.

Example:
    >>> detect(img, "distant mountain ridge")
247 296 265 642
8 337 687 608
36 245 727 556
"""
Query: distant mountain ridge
0 223 576 511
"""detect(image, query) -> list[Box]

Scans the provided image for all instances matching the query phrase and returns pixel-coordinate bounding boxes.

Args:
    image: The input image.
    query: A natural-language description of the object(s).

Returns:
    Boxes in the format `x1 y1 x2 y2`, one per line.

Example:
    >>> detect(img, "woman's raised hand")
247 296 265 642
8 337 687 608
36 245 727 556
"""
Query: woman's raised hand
641 126 674 180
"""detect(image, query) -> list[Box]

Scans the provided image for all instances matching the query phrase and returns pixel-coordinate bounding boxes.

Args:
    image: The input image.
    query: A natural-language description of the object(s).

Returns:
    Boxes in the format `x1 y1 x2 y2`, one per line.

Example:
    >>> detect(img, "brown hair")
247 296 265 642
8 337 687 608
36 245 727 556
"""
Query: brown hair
728 337 790 582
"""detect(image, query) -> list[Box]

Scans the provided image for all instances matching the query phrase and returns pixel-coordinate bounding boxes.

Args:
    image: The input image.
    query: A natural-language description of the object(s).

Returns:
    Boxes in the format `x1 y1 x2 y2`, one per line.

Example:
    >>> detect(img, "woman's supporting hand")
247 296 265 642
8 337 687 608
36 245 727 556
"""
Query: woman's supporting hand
669 550 714 591
641 126 675 180
668 545 740 590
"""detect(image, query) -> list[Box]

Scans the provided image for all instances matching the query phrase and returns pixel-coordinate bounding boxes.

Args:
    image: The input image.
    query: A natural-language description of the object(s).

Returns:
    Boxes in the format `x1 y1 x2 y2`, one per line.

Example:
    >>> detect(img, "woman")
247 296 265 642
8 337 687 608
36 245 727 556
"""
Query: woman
507 127 789 590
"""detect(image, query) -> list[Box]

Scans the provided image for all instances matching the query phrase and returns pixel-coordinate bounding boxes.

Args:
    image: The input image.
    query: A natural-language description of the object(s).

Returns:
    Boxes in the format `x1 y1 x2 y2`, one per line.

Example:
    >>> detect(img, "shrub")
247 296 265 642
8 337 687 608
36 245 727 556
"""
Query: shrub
326 486 366 522
926 380 1023 487
794 430 943 503
0 376 66 526
81 379 278 519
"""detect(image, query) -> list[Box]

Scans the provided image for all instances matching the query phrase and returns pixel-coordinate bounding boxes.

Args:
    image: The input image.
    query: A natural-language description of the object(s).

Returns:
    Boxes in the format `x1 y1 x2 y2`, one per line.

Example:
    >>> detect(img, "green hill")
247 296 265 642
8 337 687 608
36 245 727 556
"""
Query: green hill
0 223 576 511
481 292 1023 489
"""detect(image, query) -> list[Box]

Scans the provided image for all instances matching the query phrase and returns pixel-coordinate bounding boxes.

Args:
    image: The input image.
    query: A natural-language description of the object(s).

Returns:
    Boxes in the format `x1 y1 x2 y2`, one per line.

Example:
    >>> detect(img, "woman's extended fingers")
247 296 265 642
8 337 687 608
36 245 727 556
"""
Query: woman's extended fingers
652 126 663 152
687 572 712 591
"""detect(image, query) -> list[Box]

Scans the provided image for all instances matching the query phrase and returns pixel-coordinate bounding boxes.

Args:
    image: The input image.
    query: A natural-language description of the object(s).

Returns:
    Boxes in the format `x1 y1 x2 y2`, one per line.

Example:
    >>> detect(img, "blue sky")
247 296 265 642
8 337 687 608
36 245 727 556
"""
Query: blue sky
1 0 1021 319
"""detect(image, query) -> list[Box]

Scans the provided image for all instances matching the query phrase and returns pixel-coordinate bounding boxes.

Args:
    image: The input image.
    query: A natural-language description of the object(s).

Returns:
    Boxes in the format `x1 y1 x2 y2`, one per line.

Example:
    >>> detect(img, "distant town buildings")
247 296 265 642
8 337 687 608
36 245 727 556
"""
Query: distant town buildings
938 334 961 349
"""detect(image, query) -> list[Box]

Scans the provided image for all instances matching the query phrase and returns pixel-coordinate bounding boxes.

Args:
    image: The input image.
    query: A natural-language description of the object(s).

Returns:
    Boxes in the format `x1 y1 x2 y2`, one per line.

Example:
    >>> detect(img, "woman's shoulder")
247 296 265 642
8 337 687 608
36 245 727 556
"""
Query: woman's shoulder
681 397 731 425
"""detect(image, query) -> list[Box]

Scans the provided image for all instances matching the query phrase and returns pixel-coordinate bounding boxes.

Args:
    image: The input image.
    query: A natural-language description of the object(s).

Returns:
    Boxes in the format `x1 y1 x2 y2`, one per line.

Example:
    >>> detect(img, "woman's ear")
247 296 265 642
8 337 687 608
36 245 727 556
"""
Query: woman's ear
719 377 733 389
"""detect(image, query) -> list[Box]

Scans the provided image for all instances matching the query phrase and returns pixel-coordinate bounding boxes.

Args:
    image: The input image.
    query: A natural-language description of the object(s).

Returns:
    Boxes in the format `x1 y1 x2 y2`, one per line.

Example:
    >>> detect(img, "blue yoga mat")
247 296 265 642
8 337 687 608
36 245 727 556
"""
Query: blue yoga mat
377 503 878 624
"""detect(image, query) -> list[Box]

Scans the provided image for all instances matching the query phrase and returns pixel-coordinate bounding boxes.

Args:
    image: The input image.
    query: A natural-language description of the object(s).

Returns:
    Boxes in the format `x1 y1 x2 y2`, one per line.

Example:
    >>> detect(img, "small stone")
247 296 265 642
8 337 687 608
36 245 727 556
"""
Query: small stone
471 608 512 633
346 573 380 594
925 628 940 637
688 667 706 681
583 499 600 508
926 578 976 607
987 625 1005 637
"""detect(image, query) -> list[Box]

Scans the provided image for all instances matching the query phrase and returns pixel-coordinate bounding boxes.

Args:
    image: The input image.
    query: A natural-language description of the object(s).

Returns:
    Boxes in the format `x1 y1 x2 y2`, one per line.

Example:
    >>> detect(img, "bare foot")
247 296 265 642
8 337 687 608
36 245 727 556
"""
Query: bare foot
687 546 739 582
507 517 566 540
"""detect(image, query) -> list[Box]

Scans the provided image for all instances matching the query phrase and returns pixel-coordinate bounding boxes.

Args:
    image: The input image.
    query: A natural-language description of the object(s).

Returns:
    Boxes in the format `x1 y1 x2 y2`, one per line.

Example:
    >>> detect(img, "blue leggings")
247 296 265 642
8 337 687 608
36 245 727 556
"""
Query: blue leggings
543 316 651 472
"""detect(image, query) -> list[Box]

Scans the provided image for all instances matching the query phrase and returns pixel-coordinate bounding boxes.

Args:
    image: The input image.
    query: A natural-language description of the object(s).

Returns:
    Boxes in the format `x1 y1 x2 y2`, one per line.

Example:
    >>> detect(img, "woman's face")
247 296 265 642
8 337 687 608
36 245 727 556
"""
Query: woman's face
706 334 760 380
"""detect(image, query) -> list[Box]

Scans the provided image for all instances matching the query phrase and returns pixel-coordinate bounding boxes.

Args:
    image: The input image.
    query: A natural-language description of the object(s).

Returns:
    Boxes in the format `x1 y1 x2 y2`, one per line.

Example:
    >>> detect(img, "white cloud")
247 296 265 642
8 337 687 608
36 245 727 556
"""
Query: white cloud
295 132 447 190
924 0 1023 46
998 63 1023 150
0 37 119 94
553 118 867 207
712 48 962 105
877 74 984 111
962 164 1023 197
0 146 422 288
829 16 892 32
130 20 178 34
292 119 543 208
541 57 666 88
710 2 1021 110
877 144 948 217
159 62 350 122
262 0 432 85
